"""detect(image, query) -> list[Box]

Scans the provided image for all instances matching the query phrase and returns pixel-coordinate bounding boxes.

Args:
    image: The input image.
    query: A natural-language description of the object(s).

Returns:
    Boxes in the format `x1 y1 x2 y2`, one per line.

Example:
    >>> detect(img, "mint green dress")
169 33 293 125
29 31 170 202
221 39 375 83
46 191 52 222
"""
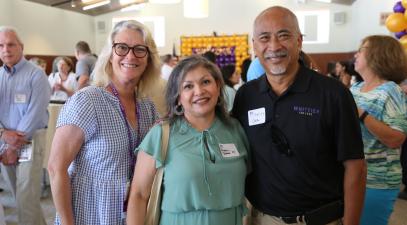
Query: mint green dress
136 117 249 225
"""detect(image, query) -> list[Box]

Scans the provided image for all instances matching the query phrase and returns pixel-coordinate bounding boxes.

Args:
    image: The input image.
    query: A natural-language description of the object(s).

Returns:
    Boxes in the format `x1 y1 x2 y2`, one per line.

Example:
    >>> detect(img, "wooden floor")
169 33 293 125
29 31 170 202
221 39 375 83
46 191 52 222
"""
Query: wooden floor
0 179 406 225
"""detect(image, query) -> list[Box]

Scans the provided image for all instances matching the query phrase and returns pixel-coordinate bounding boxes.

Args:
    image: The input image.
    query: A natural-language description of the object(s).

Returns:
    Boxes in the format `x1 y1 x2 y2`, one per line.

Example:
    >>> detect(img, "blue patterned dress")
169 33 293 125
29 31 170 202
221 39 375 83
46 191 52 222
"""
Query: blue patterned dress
54 86 158 225
351 81 407 225
351 81 407 189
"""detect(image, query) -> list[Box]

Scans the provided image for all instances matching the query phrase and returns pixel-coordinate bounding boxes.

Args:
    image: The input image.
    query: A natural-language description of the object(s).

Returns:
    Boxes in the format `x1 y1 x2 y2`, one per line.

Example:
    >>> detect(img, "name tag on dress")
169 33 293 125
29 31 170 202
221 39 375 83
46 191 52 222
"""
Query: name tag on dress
248 107 266 126
219 143 240 158
14 94 27 104
18 144 33 162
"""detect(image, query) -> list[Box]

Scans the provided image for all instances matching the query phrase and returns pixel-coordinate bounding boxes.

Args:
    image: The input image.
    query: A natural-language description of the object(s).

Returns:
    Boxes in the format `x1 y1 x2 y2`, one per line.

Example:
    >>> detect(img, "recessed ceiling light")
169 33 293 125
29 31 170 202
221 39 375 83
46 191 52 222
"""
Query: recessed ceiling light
82 0 110 10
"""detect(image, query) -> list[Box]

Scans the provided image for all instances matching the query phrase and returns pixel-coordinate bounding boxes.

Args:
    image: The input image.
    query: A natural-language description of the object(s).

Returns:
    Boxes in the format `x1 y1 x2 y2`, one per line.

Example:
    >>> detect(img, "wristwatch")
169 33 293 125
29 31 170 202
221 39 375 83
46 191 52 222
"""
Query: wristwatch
0 128 4 139
359 111 369 123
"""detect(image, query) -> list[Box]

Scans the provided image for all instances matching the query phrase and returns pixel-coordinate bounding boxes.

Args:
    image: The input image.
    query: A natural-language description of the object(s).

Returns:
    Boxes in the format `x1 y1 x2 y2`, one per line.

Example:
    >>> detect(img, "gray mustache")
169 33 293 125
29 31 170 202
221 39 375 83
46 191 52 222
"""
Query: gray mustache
264 51 288 59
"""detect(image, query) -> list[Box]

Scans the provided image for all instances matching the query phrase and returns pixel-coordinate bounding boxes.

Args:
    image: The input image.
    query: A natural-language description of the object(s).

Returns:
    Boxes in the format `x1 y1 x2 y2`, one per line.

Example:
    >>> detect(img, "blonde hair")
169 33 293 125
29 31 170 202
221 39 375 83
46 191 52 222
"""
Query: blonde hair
92 20 161 98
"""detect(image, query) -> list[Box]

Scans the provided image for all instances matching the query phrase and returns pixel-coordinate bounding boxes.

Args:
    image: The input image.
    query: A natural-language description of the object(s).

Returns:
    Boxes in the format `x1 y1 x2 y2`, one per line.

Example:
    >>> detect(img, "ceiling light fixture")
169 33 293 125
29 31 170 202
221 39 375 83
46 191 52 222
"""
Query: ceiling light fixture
82 0 111 10
149 0 181 4
183 0 208 18
119 0 139 5
120 3 146 11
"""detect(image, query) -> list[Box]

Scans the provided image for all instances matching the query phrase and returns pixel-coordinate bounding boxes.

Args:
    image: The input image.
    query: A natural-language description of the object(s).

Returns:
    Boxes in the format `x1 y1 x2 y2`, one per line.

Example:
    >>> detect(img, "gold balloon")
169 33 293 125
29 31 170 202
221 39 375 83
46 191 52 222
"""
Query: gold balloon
386 13 407 33
403 0 407 9
399 35 407 49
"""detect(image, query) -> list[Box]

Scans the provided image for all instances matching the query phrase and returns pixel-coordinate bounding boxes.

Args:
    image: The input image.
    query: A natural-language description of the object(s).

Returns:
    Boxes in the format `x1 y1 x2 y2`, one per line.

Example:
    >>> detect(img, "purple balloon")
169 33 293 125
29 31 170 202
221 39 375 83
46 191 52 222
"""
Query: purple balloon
395 30 407 39
394 1 405 13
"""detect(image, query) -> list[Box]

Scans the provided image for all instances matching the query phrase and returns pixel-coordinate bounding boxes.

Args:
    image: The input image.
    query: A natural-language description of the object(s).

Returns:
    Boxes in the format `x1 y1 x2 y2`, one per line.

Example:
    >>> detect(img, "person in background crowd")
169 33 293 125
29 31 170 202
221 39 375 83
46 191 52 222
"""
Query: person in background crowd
202 51 217 64
75 41 97 89
241 57 251 83
299 50 321 72
221 64 240 112
233 6 366 225
48 56 78 101
246 57 264 82
29 57 47 72
51 56 63 74
0 26 51 225
335 61 352 88
127 55 249 225
48 20 162 225
351 35 407 225
160 54 178 80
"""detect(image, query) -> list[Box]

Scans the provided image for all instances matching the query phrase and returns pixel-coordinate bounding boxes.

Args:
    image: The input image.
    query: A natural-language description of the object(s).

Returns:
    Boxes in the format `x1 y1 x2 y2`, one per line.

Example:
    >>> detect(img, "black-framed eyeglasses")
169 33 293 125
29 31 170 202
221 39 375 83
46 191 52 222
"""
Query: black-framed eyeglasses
270 124 292 156
112 43 149 58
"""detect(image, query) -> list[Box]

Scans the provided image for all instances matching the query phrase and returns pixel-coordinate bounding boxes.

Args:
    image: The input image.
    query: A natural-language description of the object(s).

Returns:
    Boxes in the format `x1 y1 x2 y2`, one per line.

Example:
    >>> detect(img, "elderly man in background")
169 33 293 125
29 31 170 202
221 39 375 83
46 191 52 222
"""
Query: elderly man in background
0 26 50 225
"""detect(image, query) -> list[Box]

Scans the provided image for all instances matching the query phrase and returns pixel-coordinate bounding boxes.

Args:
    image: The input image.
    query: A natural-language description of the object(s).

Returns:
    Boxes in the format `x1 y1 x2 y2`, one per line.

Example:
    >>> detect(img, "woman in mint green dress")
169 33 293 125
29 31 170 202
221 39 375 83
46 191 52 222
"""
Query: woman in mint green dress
127 55 249 225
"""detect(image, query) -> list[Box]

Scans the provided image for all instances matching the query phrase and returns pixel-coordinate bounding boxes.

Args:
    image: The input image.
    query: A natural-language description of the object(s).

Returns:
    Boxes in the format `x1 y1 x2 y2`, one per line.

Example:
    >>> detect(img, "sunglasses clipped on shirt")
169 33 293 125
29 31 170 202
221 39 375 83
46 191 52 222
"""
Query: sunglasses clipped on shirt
270 124 293 156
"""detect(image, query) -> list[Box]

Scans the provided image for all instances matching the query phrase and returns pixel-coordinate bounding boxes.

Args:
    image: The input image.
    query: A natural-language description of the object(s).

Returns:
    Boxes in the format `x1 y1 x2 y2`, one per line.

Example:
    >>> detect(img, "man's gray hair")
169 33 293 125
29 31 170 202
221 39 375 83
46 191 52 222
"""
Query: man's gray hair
0 26 23 44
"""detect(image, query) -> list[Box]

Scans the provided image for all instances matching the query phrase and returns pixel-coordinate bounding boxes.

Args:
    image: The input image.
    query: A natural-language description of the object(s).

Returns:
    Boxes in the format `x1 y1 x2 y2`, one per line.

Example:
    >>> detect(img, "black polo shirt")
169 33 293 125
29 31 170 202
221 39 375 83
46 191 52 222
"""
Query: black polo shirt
232 65 364 217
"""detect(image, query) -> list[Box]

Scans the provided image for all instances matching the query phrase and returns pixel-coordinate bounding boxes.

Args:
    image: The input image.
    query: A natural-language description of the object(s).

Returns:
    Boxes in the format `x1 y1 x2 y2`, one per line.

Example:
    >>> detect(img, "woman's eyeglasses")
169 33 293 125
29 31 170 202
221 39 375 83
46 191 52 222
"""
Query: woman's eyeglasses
270 124 292 156
112 43 149 58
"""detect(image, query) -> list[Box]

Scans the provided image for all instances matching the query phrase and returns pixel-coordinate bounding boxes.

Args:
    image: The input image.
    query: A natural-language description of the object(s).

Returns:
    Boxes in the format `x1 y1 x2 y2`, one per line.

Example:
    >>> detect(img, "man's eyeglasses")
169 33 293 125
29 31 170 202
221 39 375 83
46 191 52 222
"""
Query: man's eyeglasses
112 43 149 58
270 124 292 156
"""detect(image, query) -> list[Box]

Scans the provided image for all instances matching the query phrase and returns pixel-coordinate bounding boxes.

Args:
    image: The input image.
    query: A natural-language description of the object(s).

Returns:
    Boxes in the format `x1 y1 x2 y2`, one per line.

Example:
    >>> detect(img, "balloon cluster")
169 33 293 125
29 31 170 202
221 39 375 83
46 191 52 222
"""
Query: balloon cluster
180 35 249 70
386 0 407 49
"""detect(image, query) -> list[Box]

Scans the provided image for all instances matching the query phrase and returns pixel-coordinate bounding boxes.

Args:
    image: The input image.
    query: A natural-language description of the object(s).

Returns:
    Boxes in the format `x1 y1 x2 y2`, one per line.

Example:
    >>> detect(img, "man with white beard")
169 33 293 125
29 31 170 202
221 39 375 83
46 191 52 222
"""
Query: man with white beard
232 6 366 225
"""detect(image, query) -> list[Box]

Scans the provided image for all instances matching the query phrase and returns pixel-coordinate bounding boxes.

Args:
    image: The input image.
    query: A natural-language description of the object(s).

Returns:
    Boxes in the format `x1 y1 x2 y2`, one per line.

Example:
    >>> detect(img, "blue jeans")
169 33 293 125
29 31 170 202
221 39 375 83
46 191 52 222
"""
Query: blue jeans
360 188 398 225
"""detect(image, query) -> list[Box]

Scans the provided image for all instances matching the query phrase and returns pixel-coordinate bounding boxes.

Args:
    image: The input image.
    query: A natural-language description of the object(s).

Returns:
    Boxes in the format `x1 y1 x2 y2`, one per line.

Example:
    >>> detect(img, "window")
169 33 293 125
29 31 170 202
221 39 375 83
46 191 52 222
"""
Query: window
295 10 330 44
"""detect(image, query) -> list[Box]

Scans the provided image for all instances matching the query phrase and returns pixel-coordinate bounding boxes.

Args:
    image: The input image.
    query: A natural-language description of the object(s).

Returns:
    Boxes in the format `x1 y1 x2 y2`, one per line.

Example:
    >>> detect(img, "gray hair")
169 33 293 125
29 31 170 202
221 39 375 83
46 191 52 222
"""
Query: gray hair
165 55 229 123
0 26 23 44
92 20 161 98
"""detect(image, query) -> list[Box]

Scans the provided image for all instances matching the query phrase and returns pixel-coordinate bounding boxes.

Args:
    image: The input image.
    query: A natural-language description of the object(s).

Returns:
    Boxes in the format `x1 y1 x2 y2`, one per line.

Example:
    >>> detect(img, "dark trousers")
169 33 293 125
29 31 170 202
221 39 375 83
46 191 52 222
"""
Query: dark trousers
402 140 407 187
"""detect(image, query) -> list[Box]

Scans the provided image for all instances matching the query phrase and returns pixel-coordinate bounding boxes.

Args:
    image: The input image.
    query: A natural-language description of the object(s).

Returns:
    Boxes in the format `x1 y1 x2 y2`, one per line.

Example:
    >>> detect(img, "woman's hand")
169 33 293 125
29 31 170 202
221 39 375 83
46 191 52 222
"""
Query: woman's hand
53 83 65 91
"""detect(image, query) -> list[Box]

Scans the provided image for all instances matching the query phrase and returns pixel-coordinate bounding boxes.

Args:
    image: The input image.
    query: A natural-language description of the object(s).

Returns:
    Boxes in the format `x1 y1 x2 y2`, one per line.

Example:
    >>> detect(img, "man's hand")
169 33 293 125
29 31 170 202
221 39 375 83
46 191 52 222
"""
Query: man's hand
1 130 29 147
1 146 19 165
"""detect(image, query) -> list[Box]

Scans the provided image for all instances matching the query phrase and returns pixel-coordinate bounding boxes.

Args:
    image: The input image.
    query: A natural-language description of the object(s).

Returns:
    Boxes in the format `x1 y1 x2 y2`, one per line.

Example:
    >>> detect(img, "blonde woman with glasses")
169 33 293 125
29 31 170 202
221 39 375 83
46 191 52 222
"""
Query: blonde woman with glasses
48 20 162 225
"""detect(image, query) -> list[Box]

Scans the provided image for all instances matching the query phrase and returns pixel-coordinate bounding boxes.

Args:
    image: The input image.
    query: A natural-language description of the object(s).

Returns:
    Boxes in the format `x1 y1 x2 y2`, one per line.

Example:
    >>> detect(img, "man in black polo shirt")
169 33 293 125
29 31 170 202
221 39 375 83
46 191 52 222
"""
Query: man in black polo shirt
233 6 366 225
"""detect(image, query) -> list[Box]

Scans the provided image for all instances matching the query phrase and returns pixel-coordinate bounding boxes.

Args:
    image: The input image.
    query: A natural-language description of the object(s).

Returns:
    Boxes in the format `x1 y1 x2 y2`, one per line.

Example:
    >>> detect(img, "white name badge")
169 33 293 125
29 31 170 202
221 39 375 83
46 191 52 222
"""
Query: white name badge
18 144 33 162
219 143 240 158
248 107 266 126
14 94 27 104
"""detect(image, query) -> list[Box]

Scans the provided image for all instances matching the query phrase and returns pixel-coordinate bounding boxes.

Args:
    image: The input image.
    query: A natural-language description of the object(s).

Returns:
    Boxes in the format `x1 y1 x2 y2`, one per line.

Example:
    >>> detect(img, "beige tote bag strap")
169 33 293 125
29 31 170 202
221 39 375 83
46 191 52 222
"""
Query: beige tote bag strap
160 121 170 162
145 121 170 225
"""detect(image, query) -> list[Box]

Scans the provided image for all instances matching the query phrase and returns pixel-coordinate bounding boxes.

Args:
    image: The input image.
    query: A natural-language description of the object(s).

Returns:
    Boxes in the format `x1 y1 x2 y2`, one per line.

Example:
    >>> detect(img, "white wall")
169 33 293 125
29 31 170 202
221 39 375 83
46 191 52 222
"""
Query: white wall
0 0 397 56
351 0 394 49
0 0 94 56
0 0 11 26
94 0 365 55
